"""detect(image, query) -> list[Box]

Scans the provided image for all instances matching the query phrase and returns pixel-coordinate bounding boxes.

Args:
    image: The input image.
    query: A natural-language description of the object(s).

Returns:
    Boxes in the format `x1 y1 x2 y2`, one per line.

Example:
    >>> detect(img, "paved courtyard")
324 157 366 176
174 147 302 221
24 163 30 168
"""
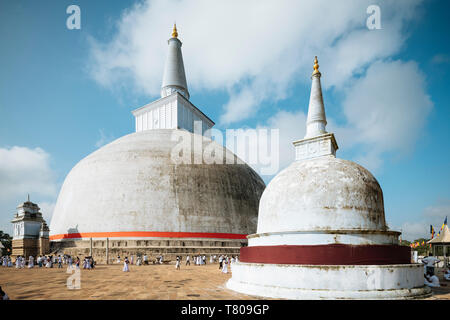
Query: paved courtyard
0 263 448 300
0 263 264 300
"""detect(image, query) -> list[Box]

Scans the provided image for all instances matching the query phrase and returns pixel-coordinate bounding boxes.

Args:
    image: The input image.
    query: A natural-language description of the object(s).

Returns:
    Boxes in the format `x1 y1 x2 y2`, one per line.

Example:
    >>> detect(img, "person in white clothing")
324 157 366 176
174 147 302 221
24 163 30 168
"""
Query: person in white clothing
222 258 228 274
175 256 180 270
186 255 190 266
422 254 441 275
28 256 34 268
443 268 450 281
123 257 130 272
424 272 440 287
219 255 223 269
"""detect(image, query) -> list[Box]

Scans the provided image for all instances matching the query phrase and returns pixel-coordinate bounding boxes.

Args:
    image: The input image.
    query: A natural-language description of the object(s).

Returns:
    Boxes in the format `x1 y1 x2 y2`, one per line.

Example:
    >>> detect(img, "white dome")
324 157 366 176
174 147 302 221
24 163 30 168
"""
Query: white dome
50 129 265 238
257 156 386 234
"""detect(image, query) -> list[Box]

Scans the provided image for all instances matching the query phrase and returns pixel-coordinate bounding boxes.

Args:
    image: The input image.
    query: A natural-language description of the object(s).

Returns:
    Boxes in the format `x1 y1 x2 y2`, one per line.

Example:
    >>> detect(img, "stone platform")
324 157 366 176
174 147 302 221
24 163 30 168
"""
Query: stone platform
227 262 432 299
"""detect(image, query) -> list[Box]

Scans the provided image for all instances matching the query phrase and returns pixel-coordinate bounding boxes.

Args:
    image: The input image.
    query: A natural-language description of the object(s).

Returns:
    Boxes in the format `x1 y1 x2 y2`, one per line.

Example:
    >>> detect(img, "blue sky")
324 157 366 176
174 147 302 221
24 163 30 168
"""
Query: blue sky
0 0 449 240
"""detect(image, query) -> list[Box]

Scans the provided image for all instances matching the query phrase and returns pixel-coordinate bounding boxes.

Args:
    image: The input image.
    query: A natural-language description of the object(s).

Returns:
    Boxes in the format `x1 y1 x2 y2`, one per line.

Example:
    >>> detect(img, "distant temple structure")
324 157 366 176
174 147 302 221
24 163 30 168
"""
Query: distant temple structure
11 195 50 258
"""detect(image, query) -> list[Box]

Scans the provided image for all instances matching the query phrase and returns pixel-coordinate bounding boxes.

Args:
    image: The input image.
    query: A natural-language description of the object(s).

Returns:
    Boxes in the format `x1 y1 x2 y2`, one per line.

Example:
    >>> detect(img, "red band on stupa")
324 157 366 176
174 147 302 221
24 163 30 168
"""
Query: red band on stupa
239 244 411 265
49 231 248 241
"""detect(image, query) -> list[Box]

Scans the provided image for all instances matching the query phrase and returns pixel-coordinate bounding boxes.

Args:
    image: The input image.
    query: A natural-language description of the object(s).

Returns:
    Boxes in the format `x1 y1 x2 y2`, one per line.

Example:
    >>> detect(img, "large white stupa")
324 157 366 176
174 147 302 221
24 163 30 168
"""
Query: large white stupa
227 57 431 299
49 25 265 261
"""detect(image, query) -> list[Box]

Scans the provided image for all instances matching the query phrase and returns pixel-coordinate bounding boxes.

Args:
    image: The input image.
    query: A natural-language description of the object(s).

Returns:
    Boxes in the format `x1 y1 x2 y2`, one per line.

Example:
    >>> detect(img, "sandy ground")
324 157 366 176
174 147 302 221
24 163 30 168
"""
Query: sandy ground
0 263 448 300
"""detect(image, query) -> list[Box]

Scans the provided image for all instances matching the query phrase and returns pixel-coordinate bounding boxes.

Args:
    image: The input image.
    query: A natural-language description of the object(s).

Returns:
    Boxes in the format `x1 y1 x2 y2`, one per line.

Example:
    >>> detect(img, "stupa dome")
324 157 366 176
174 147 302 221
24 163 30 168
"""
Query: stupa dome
50 129 264 239
257 156 386 234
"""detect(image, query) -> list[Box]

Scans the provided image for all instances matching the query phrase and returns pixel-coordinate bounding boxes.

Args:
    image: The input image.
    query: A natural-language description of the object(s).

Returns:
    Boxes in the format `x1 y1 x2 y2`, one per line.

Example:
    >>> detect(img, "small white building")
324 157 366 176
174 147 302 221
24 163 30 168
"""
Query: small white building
11 196 50 258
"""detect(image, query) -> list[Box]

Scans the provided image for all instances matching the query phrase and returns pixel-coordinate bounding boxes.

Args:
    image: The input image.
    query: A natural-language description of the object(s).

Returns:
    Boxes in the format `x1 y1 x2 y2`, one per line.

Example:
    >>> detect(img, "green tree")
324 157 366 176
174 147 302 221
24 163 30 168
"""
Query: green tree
400 240 411 247
412 238 431 256
0 231 13 256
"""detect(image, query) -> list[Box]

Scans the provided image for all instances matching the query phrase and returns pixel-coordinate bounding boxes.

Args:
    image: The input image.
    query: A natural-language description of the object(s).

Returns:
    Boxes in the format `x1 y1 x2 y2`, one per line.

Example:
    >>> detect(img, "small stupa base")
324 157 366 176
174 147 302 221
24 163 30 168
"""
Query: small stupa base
227 262 431 300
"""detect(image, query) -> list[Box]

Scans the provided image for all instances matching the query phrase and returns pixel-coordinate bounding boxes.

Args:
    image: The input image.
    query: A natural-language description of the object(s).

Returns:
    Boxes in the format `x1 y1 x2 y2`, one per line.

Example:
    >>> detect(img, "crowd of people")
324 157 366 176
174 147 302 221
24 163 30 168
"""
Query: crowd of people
3 252 448 282
2 252 240 272
114 253 239 273
0 254 95 270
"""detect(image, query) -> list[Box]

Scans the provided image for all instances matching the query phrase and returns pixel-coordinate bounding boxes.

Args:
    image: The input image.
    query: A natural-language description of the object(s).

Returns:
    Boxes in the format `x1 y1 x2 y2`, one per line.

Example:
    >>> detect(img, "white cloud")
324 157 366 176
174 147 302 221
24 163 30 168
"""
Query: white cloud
0 146 59 233
259 110 307 174
341 60 433 171
227 110 306 180
95 129 116 148
38 201 56 224
87 0 425 125
395 200 450 241
0 146 58 201
397 221 428 242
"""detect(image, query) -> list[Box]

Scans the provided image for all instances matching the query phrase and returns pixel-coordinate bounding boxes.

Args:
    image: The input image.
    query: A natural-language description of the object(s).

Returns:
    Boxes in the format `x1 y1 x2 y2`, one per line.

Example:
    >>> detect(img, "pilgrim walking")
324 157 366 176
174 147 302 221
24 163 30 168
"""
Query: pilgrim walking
123 257 130 272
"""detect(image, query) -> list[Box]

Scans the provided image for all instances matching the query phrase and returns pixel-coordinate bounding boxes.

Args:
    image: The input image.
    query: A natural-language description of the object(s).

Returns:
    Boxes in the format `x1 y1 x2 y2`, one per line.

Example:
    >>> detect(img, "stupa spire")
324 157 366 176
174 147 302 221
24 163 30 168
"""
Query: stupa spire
293 56 338 161
161 24 190 99
304 56 327 139
172 23 178 38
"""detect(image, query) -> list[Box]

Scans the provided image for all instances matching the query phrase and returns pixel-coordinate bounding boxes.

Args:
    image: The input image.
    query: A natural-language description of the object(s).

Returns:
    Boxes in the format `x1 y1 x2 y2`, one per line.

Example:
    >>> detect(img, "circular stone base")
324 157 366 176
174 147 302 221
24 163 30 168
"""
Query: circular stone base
226 262 431 300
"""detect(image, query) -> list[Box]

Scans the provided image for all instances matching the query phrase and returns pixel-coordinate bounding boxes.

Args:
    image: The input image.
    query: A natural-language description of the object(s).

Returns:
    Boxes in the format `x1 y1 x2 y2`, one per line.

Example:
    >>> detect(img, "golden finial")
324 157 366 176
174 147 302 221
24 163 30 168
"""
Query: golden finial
172 23 178 38
312 56 321 76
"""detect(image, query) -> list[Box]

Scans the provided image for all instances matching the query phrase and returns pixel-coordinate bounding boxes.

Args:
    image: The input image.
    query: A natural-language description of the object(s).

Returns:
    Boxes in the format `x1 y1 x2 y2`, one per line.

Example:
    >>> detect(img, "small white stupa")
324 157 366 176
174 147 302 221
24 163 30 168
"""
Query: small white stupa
227 57 431 299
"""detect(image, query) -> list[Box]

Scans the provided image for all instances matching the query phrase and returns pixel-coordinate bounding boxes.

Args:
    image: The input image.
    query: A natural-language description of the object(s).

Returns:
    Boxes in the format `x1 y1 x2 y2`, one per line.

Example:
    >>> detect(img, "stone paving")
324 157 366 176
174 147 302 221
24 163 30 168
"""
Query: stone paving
0 263 448 300
0 262 266 300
